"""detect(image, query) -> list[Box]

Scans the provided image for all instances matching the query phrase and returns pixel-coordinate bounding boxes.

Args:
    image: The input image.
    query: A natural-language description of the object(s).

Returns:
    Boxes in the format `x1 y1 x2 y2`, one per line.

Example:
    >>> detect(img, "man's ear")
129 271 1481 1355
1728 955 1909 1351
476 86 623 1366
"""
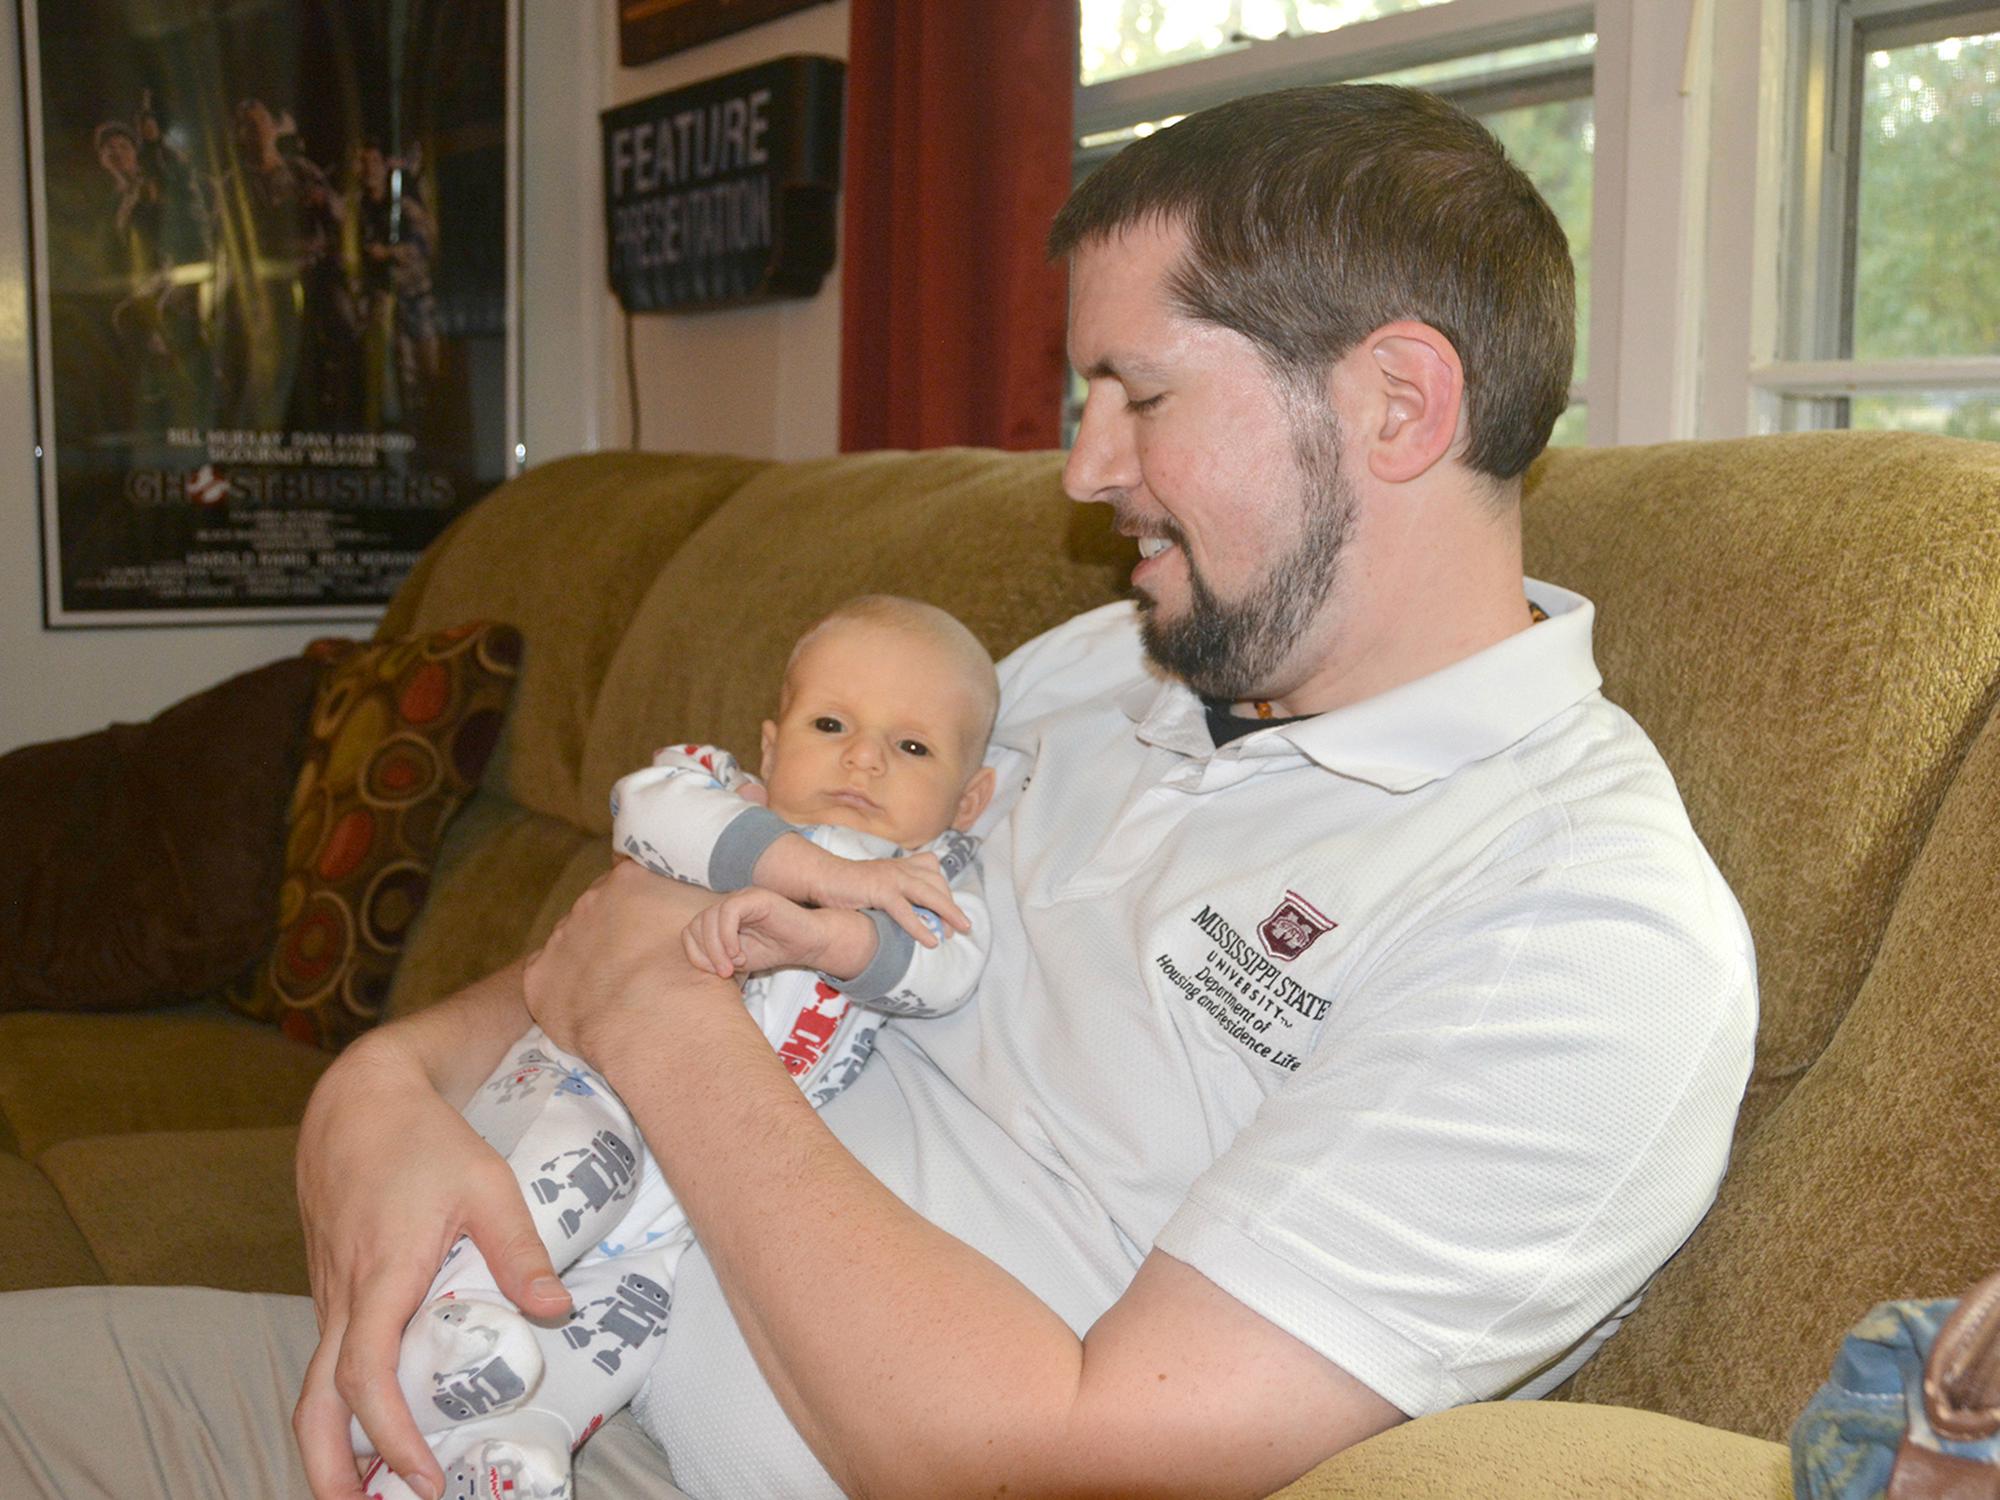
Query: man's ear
952 766 997 831
758 719 778 780
1353 321 1466 485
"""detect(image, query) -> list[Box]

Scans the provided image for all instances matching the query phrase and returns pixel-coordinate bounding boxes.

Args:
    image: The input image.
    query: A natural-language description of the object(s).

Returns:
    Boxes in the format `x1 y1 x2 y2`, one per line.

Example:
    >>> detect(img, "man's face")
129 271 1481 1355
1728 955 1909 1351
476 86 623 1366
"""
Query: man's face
235 100 275 154
1062 220 1354 702
97 133 138 180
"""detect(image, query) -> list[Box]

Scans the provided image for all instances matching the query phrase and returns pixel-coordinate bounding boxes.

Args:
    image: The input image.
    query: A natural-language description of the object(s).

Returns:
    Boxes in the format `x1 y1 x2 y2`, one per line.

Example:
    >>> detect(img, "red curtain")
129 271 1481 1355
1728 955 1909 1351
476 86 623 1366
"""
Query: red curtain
839 0 1076 452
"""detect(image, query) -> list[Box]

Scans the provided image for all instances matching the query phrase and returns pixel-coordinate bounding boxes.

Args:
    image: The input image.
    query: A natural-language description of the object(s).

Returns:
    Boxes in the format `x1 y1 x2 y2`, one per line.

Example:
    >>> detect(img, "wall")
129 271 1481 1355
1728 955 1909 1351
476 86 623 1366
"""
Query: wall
0 5 342 752
603 1 849 461
0 1 846 753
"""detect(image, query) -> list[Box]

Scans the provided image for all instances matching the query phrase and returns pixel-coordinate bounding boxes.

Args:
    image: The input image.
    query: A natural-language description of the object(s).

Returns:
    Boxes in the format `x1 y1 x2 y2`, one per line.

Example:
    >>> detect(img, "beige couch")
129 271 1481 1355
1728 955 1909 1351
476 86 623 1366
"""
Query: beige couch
4 433 1998 1497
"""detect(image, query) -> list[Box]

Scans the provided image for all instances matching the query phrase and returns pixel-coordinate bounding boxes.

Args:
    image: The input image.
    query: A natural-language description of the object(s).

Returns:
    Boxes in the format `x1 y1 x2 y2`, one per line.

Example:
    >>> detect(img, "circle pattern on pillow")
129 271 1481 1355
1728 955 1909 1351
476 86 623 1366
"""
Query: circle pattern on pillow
231 620 522 1050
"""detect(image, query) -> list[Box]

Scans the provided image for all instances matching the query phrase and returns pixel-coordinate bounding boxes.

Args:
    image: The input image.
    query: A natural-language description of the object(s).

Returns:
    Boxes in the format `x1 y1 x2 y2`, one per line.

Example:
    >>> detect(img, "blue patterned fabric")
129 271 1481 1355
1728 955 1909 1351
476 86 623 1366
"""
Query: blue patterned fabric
1792 1296 2000 1497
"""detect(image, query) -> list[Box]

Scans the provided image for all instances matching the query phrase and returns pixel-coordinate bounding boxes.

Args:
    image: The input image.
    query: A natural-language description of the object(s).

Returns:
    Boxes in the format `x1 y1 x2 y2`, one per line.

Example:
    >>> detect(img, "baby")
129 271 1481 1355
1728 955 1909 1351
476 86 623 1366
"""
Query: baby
358 595 998 1500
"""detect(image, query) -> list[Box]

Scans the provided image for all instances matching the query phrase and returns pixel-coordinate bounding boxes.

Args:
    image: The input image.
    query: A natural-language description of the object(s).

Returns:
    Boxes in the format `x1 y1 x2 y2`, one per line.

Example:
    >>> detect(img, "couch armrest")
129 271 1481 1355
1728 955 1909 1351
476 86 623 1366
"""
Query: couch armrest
1271 1400 1791 1499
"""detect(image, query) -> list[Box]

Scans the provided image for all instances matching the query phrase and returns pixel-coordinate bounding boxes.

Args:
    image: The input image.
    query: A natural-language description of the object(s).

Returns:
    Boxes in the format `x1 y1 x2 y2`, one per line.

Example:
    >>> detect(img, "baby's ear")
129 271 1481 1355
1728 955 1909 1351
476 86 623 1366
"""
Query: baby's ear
953 766 997 831
758 720 778 780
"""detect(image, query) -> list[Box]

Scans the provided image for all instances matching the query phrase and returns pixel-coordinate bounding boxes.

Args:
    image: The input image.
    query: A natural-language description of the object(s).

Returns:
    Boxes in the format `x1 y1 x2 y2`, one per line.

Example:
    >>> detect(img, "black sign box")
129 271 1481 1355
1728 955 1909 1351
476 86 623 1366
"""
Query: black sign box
602 54 844 313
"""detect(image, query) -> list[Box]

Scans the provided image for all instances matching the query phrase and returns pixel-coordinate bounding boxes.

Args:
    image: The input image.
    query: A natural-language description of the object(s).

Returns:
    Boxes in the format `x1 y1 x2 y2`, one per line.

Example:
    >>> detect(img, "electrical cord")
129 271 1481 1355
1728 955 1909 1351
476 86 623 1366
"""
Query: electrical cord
625 309 641 449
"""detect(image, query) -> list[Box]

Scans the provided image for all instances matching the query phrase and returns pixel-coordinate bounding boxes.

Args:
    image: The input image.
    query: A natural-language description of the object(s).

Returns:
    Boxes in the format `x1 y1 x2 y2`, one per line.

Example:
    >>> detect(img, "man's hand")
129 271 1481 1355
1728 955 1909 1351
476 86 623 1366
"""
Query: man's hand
522 858 735 1065
750 837 967 945
291 1005 570 1500
682 888 878 979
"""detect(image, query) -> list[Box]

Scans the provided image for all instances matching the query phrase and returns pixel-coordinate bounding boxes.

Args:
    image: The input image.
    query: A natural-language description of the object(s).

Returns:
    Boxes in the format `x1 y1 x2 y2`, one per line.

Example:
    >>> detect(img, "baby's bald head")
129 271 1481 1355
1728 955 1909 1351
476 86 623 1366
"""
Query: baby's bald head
781 595 999 764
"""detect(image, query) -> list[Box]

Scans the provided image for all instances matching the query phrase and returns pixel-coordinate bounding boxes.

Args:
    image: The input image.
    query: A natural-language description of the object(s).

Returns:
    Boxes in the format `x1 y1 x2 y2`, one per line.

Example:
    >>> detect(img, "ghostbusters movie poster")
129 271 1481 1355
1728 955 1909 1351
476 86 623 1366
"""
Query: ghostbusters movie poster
24 0 513 624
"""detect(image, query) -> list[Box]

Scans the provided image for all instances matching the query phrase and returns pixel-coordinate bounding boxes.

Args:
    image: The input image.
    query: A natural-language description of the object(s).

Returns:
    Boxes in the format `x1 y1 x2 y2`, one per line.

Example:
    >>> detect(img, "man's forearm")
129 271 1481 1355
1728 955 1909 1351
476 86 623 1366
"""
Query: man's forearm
360 956 533 1108
533 863 1389 1496
599 974 1093 1498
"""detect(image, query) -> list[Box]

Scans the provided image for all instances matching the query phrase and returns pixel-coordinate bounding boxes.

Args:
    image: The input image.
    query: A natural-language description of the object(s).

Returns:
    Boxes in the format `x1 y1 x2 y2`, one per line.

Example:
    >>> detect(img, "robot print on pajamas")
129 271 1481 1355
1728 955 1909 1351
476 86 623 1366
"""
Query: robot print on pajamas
529 1129 638 1242
423 1302 532 1423
764 977 891 1109
559 1269 673 1377
472 1449 568 1500
364 1440 573 1500
610 743 742 885
482 1047 599 1110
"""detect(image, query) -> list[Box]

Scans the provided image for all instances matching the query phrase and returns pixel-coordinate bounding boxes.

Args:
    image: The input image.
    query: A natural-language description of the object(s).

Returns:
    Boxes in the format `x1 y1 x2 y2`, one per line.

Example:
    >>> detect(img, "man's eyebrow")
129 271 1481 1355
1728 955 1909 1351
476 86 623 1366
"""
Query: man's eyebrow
1077 354 1166 384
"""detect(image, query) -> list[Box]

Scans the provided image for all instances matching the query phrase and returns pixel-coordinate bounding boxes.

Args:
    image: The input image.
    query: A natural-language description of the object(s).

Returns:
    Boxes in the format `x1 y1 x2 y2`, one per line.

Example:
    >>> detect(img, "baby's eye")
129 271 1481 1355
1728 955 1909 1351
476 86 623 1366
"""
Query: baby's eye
896 739 931 758
812 716 845 734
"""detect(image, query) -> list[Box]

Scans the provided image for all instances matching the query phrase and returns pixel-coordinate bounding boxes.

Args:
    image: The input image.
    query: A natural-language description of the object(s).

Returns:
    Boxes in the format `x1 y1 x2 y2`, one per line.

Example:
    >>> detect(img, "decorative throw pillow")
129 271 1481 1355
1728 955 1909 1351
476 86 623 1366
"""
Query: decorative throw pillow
0 655 322 1012
231 621 523 1050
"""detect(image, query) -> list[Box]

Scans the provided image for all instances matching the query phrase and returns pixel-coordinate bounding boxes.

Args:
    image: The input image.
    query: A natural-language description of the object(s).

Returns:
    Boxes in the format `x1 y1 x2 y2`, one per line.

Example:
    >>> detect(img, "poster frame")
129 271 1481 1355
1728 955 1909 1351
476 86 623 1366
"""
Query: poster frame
18 0 523 629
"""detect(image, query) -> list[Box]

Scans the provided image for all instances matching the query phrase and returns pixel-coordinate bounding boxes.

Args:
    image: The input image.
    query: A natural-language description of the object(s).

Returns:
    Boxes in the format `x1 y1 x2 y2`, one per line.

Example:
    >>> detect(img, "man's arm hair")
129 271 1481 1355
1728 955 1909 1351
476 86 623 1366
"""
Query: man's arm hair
583 885 1403 1499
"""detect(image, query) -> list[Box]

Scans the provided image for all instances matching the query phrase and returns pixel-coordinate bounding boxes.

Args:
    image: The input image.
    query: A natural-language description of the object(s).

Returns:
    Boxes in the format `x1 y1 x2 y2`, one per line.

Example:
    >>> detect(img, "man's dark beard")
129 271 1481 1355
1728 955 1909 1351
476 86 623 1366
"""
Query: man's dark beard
1137 403 1353 700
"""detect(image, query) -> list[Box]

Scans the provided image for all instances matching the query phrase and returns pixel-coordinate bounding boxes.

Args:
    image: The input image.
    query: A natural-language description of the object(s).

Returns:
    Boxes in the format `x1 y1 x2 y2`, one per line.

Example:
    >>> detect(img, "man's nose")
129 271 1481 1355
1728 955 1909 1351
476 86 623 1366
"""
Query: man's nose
1062 386 1138 505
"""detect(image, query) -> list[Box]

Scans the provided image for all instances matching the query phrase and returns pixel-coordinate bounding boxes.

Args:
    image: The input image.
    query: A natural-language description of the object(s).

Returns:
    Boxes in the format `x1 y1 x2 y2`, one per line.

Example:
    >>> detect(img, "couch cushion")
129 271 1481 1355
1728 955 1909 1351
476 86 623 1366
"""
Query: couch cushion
40 1127 309 1294
522 839 619 952
387 794 597 1020
0 1008 329 1161
0 654 319 1013
397 452 769 826
1557 689 2000 1440
578 447 1133 831
1275 1400 1790 1499
1522 432 2000 1140
0 1152 104 1291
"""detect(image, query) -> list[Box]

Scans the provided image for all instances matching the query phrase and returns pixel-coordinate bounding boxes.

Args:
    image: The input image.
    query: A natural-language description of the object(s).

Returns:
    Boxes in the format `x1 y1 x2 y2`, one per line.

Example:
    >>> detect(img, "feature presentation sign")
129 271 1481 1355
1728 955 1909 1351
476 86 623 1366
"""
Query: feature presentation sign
601 55 844 313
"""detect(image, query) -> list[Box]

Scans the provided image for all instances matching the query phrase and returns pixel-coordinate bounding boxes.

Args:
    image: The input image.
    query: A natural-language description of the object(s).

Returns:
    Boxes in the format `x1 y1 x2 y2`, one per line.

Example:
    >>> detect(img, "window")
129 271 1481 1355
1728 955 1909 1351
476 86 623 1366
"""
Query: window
1766 0 2000 438
1074 0 2000 449
1071 0 1598 444
1081 1 1458 87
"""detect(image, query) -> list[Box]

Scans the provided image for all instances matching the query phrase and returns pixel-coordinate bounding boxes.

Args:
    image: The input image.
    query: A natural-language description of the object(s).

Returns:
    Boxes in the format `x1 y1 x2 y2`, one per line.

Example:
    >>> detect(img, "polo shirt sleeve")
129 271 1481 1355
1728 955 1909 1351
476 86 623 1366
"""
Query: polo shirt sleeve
1152 817 1756 1419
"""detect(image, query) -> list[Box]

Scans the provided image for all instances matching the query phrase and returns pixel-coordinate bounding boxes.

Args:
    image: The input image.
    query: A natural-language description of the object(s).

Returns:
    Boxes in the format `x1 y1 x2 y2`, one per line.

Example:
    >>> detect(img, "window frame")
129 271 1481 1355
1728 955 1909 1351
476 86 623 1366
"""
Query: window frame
1744 0 2000 433
1071 0 1714 448
1074 0 2000 447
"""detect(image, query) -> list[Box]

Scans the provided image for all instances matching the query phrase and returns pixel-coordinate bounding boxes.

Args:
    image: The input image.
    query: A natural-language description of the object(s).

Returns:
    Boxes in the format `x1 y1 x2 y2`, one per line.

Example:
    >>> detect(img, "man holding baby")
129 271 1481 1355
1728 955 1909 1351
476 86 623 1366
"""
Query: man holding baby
0 82 1753 1500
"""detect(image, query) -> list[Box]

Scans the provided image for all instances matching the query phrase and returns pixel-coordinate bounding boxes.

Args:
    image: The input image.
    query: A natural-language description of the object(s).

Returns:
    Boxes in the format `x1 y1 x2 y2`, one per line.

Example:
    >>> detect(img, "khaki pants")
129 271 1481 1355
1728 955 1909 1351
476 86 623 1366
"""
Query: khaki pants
0 1286 688 1499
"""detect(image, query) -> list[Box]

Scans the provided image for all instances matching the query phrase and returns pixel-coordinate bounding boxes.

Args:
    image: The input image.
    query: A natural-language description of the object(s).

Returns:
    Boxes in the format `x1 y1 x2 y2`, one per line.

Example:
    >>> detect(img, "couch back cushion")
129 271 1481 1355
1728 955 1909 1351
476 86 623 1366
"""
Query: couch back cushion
391 452 769 824
383 793 595 1019
577 448 1132 830
1559 690 2000 1438
1522 432 2000 1142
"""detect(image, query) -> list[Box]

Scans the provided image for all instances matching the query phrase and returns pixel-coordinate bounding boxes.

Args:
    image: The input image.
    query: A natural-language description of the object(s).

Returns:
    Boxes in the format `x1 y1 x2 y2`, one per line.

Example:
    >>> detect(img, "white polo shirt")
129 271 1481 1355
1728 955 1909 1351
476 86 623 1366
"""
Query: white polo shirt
643 585 1757 1493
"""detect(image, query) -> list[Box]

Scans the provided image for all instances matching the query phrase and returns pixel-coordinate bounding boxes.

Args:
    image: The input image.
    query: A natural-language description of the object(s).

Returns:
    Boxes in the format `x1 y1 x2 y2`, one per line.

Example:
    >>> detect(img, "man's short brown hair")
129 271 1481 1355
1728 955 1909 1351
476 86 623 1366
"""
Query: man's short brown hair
1048 84 1575 481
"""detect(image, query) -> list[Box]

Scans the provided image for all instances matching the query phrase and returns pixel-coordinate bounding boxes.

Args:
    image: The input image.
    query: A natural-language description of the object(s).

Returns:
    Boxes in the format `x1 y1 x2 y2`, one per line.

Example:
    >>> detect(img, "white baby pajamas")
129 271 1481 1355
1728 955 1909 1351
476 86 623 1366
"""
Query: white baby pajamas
356 744 988 1500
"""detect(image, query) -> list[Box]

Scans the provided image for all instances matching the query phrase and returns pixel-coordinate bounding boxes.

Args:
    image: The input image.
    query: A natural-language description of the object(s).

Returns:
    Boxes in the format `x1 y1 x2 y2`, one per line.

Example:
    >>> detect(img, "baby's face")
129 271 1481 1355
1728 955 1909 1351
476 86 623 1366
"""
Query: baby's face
760 620 992 849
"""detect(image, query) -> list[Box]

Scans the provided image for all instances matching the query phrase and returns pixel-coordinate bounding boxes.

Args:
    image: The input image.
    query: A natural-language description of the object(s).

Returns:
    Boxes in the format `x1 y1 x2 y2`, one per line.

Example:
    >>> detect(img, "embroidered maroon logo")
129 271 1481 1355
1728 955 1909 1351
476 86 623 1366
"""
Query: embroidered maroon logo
1257 890 1336 961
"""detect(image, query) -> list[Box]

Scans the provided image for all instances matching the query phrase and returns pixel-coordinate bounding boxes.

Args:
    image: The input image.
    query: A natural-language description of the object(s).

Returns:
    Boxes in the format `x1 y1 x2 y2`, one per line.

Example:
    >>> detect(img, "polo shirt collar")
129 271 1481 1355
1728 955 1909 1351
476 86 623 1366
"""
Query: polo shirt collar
1123 579 1602 791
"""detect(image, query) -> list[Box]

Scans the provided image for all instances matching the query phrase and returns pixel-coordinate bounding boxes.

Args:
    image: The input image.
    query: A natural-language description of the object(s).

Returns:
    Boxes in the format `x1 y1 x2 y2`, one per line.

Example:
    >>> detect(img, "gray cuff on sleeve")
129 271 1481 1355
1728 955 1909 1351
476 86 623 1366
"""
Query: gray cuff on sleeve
708 806 796 890
828 909 913 1001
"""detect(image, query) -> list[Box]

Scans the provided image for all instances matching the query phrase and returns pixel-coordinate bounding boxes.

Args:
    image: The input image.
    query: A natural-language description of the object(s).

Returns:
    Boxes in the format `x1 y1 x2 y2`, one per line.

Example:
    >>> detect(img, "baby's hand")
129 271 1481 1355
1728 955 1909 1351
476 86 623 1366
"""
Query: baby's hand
749 839 969 946
682 889 870 979
805 854 966 948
